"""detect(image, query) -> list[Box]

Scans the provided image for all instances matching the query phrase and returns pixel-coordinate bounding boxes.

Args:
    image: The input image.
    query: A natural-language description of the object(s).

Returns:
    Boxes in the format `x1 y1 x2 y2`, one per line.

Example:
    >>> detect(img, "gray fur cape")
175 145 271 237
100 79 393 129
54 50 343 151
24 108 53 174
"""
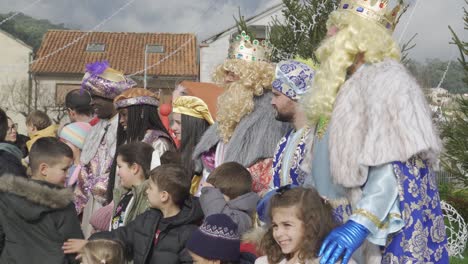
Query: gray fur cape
193 91 291 168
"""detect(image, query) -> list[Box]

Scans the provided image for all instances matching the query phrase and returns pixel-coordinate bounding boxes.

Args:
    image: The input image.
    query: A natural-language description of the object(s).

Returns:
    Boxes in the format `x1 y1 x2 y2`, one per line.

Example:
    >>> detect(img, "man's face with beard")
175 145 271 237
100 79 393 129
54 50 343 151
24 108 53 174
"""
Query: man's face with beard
271 89 296 123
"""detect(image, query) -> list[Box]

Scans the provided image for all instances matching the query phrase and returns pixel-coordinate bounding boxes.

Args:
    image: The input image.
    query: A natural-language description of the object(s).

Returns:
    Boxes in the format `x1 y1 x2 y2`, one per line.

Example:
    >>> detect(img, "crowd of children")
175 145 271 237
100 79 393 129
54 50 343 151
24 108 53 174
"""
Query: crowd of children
0 104 345 264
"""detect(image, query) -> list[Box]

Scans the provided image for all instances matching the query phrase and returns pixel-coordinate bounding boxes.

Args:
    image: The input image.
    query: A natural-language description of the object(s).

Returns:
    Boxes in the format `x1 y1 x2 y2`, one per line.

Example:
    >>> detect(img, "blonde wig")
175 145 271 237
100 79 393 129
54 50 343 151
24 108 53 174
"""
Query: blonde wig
213 59 275 142
302 11 401 124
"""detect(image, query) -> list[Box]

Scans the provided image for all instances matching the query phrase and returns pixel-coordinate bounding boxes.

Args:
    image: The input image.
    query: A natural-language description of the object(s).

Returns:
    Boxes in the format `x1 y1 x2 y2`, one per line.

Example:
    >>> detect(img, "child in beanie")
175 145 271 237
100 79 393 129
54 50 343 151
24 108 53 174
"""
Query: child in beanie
200 162 260 235
186 214 242 264
59 122 92 187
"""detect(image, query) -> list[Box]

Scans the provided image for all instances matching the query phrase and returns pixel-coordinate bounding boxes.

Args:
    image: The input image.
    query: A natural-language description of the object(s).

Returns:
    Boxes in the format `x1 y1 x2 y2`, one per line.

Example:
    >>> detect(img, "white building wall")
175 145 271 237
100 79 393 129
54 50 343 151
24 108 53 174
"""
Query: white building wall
0 30 32 134
199 6 284 83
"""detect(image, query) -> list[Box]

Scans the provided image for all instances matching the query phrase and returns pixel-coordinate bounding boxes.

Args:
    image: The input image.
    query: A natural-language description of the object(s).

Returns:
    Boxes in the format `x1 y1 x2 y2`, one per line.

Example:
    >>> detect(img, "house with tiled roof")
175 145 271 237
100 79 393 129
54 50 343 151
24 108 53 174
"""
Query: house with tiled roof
30 30 198 108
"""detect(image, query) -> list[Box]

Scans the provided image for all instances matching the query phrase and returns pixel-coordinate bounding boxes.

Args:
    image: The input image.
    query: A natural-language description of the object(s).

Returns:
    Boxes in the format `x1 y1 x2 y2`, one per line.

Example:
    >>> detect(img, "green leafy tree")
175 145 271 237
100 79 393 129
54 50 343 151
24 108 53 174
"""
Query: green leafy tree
268 0 337 63
0 12 69 52
440 1 468 186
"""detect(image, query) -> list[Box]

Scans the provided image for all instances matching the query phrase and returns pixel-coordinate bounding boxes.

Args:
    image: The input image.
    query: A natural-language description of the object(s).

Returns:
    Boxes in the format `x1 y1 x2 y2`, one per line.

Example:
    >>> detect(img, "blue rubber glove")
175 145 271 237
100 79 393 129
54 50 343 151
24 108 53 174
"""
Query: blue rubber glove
319 220 369 264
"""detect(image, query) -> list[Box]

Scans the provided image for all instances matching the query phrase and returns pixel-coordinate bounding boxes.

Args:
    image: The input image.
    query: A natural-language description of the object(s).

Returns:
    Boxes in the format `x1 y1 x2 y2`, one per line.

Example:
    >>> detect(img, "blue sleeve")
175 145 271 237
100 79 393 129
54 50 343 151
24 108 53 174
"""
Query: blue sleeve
349 163 405 246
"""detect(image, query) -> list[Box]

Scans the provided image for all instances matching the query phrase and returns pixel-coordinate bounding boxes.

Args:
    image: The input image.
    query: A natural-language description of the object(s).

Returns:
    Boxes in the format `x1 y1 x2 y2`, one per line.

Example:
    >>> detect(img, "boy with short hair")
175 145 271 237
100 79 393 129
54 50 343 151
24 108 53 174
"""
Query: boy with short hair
200 162 260 235
63 164 204 264
25 110 58 151
0 137 84 263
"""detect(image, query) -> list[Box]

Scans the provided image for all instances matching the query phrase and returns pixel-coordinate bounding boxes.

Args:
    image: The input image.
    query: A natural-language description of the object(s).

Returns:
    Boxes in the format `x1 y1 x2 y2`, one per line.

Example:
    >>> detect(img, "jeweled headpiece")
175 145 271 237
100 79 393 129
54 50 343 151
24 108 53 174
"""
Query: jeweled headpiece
227 31 273 63
81 60 136 99
114 88 159 109
337 0 404 31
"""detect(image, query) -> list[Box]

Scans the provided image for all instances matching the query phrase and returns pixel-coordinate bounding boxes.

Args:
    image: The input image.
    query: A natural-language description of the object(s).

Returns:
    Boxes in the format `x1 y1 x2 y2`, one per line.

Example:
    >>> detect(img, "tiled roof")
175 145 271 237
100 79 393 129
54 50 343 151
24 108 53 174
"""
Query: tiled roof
31 30 198 77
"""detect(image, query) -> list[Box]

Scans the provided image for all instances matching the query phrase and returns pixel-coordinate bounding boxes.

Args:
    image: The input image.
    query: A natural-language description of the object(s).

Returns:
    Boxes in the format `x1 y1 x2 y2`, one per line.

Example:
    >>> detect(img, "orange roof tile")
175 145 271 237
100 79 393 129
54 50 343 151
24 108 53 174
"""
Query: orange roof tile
30 30 198 77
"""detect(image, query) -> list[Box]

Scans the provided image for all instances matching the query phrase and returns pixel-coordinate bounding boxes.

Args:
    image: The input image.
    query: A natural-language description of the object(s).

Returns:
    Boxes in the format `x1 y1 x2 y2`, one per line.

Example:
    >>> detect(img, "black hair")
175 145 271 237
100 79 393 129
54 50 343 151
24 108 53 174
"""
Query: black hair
180 114 210 177
0 150 27 177
106 123 126 203
124 104 175 148
0 108 8 141
116 142 154 179
29 137 73 174
65 89 93 116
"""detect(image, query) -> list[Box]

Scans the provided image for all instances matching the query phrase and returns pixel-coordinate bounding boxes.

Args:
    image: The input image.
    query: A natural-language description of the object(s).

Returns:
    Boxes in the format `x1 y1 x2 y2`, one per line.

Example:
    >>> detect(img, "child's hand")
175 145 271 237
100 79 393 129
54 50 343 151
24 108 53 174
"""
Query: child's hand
62 239 88 254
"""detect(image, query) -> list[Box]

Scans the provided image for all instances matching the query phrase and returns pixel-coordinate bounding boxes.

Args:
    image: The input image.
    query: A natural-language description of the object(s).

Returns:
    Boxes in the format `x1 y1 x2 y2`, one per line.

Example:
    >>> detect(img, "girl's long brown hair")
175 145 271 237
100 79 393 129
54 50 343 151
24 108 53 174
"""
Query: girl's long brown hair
260 187 337 263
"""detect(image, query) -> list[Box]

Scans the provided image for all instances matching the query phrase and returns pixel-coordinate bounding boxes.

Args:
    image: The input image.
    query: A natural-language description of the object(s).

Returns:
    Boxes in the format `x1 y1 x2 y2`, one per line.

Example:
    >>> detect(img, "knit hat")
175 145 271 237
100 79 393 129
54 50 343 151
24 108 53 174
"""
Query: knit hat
81 61 136 99
89 201 114 232
272 60 315 101
186 214 240 262
172 96 214 125
58 122 92 150
114 88 160 109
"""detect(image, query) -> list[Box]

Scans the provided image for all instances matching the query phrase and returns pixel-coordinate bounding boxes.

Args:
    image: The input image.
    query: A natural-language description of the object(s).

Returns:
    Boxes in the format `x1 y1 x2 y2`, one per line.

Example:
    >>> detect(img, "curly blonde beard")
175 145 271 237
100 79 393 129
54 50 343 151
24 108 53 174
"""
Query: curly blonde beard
302 11 401 124
213 59 275 142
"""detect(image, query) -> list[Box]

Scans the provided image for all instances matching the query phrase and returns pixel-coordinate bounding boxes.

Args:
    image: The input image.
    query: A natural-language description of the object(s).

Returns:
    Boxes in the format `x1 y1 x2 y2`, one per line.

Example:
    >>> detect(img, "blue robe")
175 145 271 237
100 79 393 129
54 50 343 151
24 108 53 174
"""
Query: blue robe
272 127 310 188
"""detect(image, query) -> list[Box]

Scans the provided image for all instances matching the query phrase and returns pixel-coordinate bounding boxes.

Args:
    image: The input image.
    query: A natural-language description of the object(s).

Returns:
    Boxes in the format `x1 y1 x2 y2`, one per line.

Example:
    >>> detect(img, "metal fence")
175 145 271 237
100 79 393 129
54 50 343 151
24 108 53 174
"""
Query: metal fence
436 171 456 185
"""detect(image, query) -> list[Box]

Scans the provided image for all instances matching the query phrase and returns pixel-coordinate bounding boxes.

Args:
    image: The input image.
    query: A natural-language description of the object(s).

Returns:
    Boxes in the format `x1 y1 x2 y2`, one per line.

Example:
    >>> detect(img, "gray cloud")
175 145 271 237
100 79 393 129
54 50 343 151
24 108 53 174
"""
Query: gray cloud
0 0 465 61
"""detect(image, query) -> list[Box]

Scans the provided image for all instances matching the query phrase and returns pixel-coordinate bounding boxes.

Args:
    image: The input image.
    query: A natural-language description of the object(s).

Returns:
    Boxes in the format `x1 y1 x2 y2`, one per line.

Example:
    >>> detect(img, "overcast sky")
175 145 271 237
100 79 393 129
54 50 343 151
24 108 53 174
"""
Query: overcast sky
0 0 466 62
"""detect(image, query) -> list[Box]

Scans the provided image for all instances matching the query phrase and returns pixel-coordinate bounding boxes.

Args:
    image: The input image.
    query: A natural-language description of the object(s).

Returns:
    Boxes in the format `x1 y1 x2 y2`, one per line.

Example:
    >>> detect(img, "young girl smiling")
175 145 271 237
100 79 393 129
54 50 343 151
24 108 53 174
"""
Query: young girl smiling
256 187 355 264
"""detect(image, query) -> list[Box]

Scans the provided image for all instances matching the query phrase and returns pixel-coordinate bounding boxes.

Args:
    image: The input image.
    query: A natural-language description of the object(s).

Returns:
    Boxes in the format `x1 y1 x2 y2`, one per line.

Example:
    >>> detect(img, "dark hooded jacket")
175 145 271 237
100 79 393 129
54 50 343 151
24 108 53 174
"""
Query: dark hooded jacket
0 175 83 264
90 197 204 264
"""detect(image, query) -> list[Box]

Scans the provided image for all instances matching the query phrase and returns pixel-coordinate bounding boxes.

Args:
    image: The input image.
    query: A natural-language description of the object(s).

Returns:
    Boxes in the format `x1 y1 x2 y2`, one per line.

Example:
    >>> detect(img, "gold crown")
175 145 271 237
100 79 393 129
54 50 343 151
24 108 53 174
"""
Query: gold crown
227 31 273 63
338 0 404 31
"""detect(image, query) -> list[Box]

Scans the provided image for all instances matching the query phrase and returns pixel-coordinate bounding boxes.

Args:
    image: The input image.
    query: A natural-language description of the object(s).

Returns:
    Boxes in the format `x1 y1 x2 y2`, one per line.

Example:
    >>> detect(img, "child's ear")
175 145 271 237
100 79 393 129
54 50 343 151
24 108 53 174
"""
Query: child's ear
39 162 48 176
130 163 140 175
32 125 38 133
160 191 170 203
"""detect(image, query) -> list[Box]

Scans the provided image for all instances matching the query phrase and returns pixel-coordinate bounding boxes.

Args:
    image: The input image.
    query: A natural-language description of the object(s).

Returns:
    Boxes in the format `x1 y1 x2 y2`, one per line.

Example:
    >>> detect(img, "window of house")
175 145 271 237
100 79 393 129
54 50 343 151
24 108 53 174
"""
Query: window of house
146 44 164 53
86 43 105 52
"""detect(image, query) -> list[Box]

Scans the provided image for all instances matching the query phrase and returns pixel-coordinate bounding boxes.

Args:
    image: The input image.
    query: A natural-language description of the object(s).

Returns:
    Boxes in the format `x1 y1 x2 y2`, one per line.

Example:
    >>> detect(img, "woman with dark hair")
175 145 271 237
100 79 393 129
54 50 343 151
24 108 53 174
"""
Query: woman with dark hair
114 88 176 169
5 116 30 157
171 96 213 194
0 109 23 162
93 88 175 220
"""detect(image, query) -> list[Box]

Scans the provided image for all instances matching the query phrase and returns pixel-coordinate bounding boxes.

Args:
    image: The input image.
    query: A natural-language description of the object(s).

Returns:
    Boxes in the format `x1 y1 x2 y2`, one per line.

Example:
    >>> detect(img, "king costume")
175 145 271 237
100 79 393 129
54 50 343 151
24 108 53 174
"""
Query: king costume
193 31 290 195
302 1 449 263
74 61 136 237
270 60 315 188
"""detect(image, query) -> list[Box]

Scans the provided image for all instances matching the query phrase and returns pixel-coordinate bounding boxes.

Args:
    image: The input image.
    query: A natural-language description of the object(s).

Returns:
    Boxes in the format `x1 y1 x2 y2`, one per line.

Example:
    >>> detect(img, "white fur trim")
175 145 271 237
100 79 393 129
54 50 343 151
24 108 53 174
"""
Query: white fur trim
329 59 441 188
